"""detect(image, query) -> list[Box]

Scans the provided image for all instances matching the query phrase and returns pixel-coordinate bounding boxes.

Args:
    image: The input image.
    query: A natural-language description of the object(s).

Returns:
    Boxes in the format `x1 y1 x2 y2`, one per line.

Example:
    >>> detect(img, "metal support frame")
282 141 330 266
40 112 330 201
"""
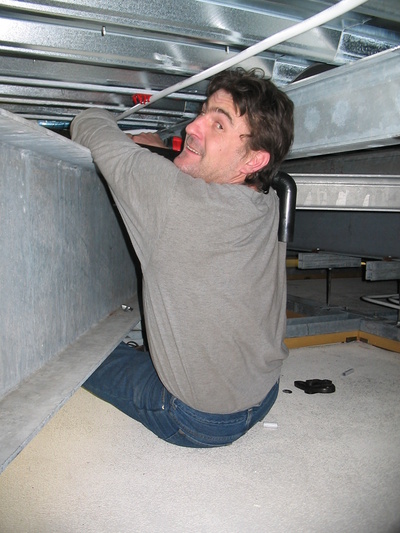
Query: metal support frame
361 261 400 326
288 257 400 345
297 252 361 307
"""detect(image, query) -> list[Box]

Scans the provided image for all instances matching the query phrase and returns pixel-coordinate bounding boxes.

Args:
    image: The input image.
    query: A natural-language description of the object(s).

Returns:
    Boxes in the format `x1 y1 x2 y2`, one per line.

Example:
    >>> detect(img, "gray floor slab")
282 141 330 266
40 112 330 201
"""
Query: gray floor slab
1 341 399 533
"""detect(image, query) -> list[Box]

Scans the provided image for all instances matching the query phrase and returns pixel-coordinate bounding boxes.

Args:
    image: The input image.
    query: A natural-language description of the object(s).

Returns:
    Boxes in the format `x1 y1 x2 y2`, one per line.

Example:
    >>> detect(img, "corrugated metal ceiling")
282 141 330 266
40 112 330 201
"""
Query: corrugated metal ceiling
0 0 399 139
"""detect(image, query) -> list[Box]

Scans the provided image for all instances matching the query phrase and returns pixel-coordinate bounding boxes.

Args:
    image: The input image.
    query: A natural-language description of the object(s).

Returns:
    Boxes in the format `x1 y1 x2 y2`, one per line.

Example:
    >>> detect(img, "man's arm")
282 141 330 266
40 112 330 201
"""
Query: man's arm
127 132 166 149
70 108 179 266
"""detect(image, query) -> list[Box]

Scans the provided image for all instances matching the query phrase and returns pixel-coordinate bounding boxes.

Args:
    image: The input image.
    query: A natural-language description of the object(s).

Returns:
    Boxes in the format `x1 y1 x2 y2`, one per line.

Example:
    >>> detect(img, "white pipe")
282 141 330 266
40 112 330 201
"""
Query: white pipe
117 0 369 121
361 295 400 311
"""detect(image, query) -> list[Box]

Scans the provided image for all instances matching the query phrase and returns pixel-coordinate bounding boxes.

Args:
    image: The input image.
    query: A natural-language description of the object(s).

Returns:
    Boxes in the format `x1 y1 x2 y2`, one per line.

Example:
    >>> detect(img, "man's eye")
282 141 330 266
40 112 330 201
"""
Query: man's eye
216 122 223 130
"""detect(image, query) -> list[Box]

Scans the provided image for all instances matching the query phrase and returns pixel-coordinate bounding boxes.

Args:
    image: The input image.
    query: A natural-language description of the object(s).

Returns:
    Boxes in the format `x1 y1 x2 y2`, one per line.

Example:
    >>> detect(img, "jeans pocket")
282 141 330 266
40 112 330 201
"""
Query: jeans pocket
168 397 247 447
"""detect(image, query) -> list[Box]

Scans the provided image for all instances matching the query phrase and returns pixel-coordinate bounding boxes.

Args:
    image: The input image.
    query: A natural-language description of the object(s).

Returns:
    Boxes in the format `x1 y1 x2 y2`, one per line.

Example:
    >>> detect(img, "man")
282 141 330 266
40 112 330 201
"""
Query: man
70 68 294 448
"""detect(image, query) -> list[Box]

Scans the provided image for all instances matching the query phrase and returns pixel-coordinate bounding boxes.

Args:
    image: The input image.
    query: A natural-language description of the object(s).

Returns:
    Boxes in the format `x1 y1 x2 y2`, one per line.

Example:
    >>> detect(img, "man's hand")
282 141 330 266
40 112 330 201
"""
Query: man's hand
127 132 166 148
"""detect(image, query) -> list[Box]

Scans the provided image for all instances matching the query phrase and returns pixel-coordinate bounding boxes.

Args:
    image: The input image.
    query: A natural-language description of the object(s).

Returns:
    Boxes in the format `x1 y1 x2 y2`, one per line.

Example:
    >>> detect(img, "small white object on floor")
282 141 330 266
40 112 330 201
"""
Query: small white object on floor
263 421 278 429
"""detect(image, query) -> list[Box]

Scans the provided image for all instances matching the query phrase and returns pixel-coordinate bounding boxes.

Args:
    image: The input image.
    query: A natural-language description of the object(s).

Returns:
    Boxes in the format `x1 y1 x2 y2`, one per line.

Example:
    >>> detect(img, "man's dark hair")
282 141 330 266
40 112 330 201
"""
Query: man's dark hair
206 68 294 193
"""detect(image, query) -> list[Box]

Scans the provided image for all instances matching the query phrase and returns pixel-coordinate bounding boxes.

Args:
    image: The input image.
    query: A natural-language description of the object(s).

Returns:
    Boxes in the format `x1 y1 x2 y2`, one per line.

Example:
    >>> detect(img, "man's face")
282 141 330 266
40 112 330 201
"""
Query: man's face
174 89 268 185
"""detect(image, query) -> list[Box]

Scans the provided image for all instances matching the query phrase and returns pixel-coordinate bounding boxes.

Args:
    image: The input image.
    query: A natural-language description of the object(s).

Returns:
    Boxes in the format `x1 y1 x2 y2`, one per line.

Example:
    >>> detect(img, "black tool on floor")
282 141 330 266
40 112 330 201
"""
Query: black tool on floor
294 379 336 394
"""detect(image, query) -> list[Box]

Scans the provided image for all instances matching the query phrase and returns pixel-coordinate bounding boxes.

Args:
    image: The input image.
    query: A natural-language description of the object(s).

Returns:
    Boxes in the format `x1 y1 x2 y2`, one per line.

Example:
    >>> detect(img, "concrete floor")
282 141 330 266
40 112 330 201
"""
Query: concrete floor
0 339 399 533
1 276 399 533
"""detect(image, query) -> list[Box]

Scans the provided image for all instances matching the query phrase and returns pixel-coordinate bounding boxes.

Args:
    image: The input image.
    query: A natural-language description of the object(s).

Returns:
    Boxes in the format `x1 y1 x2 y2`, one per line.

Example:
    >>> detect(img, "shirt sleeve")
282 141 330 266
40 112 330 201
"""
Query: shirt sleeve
70 108 180 265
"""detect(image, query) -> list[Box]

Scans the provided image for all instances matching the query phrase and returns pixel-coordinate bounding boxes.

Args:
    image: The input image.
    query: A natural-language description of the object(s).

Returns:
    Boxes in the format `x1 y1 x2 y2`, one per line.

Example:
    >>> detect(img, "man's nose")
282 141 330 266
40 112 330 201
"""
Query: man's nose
186 114 204 136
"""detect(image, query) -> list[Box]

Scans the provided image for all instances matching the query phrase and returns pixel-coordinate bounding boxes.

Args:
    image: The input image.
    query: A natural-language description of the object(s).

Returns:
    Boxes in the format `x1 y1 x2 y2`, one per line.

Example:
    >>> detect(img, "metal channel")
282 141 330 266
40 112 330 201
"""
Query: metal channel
293 173 400 211
0 0 388 67
286 47 400 158
0 108 93 168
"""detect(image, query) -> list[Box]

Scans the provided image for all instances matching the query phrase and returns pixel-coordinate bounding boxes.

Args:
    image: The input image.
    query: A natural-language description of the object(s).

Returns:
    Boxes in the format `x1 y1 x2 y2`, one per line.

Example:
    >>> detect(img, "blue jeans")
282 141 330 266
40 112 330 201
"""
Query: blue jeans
83 342 279 448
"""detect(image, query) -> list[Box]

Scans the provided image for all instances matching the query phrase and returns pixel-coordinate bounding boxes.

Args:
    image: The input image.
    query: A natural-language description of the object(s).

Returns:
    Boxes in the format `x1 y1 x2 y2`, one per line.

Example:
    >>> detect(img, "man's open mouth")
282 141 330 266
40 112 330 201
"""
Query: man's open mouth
185 137 201 155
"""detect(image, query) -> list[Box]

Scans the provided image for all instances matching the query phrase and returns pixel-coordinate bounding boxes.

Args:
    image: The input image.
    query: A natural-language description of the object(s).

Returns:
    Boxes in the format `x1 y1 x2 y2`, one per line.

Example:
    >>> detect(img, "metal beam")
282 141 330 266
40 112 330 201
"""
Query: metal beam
0 108 93 168
286 47 400 158
298 253 361 269
365 261 400 281
292 173 400 211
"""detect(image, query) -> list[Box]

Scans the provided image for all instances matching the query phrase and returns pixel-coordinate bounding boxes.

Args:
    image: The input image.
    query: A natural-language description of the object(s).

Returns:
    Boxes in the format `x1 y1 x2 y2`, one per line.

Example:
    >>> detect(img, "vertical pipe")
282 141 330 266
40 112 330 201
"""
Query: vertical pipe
271 171 297 244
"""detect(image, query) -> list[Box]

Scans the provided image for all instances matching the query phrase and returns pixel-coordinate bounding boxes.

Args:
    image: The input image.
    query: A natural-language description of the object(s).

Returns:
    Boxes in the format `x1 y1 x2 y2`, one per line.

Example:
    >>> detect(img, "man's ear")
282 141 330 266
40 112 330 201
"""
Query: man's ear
241 150 270 174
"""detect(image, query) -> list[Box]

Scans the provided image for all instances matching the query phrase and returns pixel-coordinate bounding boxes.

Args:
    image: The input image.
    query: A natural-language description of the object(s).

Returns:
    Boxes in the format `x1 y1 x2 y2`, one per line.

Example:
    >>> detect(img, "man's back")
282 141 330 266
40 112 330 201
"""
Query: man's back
142 174 288 413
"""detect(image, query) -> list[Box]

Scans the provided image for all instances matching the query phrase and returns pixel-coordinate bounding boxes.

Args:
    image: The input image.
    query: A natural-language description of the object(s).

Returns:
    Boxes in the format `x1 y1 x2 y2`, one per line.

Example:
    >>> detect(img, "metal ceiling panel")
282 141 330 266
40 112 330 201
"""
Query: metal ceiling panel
1 0 400 211
1 0 399 129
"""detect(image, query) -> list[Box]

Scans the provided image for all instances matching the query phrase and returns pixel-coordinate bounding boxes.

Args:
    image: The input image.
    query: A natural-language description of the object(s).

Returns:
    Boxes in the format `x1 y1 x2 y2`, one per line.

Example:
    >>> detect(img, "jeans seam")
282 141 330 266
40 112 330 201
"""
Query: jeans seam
170 397 246 427
161 387 166 410
245 408 253 430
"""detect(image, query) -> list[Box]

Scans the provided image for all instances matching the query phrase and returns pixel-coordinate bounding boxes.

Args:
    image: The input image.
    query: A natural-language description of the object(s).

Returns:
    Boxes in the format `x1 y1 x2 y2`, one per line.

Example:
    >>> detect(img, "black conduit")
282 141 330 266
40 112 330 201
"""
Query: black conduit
271 171 297 243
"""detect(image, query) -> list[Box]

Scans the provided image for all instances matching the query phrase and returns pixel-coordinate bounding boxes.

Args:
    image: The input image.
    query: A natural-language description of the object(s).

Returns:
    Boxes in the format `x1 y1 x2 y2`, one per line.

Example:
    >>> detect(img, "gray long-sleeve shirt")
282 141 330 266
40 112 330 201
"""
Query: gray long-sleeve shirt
71 108 288 414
